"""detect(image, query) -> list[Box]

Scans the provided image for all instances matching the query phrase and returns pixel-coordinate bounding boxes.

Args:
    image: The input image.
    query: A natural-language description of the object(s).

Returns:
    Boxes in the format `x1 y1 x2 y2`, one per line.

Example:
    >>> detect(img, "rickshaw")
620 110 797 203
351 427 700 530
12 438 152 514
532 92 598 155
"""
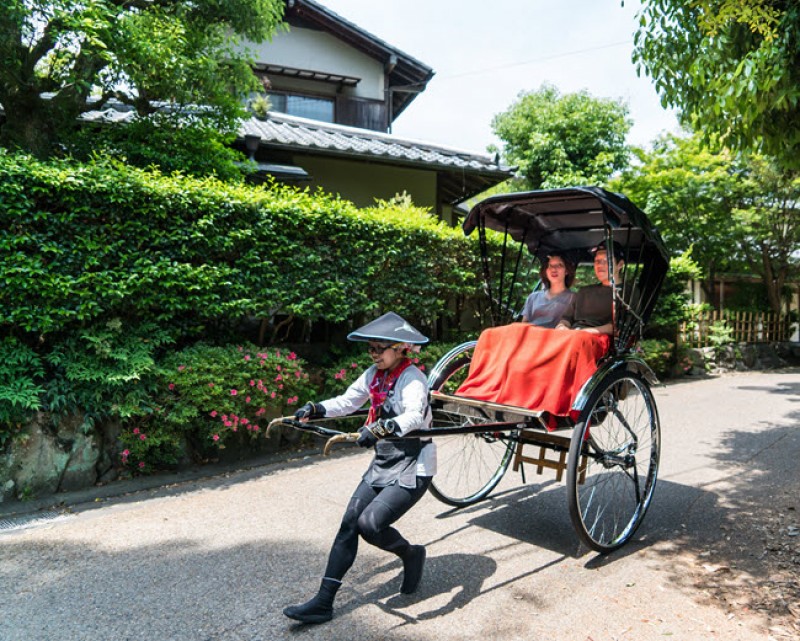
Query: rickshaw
270 186 669 553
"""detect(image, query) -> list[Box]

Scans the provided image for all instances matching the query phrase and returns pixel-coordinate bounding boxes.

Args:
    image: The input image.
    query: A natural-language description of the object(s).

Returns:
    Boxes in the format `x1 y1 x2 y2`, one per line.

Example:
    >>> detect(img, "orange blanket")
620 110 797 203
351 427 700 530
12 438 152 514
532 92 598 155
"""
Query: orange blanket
455 323 610 419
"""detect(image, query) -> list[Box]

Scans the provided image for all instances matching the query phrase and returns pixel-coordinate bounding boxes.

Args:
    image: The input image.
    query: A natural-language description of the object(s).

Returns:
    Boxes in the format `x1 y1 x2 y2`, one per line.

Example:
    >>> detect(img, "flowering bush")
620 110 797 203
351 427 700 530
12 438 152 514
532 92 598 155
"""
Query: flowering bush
674 347 696 376
115 338 469 473
117 342 314 472
118 422 183 473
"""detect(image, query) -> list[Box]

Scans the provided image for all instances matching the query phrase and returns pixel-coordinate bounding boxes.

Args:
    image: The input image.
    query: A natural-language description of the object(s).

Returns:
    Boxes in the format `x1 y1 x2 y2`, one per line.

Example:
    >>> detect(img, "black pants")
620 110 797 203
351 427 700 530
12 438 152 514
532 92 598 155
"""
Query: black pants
323 476 431 581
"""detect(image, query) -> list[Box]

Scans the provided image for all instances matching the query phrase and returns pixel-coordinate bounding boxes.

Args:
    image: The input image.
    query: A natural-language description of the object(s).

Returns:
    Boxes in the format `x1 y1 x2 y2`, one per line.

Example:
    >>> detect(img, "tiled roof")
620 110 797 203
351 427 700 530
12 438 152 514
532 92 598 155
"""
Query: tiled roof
241 111 512 175
77 104 510 176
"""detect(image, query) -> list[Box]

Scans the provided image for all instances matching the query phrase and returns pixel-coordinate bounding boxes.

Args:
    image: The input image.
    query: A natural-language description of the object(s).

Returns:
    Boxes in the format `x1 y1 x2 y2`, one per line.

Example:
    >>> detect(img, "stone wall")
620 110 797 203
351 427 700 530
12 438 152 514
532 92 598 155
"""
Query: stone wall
682 341 800 376
0 413 300 505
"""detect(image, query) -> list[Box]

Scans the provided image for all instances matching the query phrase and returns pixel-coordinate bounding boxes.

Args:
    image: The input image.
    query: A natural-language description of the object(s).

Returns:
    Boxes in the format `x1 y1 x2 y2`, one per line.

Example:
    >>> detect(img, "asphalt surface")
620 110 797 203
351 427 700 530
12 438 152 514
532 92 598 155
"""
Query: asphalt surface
1 368 798 641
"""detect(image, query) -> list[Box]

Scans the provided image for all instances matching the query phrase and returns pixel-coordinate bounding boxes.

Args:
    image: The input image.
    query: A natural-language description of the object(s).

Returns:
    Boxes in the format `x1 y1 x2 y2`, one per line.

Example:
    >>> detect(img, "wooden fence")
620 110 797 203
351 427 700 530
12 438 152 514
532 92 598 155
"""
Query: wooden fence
678 310 793 348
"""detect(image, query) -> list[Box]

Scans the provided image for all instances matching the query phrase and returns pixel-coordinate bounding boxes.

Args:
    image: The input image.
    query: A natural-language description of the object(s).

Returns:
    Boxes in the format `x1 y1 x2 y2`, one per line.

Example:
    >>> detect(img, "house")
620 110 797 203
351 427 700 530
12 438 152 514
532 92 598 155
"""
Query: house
235 0 514 223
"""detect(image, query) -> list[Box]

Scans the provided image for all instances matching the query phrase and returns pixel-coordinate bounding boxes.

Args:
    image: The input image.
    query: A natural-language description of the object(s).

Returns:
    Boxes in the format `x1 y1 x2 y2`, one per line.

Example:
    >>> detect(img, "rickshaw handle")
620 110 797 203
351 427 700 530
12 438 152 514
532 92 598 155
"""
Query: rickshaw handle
266 416 359 456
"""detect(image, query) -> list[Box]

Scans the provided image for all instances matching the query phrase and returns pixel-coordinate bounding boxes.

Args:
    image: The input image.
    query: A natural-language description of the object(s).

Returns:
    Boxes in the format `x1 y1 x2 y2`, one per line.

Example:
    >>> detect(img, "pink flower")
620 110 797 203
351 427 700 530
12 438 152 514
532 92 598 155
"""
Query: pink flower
244 354 251 361
278 384 283 390
270 391 276 399
208 382 215 388
224 420 233 427
138 462 145 469
210 410 218 418
253 425 260 432
295 371 301 378
178 365 186 371
276 350 281 358
256 407 265 416
276 365 282 371
230 389 238 396
419 365 426 371
168 383 175 390
245 396 251 403
212 434 220 442
122 449 130 457
249 380 256 387
139 434 146 441
241 418 249 425
288 352 297 360
275 374 283 382
133 428 140 435
351 362 358 368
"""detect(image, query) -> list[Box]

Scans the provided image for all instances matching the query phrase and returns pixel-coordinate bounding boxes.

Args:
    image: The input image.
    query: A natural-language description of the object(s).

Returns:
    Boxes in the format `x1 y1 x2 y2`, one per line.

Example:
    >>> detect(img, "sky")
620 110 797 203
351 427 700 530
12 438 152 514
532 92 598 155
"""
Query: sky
318 0 682 155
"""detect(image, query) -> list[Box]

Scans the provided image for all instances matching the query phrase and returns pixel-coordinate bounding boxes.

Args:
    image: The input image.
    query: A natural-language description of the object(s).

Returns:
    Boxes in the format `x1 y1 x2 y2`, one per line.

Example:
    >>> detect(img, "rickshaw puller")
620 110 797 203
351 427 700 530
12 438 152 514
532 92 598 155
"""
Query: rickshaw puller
282 312 435 624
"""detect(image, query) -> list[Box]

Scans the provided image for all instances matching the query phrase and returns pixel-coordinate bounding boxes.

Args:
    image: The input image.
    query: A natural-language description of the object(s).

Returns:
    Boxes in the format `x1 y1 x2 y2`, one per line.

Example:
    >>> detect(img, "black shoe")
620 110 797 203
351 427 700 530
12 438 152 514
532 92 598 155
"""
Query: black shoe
283 600 333 624
400 545 426 594
283 578 339 624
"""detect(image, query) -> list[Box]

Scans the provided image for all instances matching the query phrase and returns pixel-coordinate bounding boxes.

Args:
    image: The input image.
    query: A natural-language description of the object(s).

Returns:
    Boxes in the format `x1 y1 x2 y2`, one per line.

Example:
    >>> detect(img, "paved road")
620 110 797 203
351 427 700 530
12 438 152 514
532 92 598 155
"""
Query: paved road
1 369 798 641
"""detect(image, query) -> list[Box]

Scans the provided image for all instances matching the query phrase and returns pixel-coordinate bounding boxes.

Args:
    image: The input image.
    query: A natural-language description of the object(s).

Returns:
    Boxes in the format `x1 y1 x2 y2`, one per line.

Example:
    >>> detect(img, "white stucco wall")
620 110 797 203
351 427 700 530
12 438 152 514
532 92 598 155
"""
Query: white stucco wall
246 27 385 100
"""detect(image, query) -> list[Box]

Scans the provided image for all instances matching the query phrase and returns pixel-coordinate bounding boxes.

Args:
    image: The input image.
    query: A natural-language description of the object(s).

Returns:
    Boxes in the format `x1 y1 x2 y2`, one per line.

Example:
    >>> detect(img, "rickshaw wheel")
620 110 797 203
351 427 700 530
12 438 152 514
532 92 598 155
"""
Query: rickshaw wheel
427 343 516 507
567 369 660 553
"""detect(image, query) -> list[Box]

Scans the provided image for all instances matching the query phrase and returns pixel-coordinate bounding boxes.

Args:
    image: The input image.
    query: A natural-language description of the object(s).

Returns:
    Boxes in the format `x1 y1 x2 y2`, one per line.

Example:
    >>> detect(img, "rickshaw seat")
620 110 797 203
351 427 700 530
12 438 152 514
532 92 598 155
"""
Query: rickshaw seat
454 323 610 423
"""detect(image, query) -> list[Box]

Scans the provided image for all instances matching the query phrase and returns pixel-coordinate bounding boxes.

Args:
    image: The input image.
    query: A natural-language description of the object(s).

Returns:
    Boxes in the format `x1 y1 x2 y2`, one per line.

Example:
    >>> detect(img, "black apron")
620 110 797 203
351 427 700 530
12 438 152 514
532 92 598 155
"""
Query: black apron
362 389 429 489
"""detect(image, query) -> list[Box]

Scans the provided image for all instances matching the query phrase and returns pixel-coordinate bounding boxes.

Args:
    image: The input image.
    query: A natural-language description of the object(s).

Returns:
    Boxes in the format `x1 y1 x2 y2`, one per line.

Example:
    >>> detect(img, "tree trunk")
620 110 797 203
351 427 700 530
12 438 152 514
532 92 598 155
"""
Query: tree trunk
0 96 57 158
700 262 716 309
760 247 786 314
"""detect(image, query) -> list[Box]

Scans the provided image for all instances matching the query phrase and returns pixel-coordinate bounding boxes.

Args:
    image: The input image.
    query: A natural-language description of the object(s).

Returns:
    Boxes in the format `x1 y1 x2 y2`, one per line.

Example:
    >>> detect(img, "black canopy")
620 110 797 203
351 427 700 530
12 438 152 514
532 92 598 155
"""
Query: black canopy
462 186 669 268
462 186 671 349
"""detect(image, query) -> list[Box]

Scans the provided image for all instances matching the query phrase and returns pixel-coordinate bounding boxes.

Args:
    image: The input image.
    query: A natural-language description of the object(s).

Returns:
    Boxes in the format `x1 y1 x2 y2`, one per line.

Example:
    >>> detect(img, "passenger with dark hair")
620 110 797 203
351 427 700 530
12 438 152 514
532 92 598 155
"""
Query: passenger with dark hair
521 252 576 327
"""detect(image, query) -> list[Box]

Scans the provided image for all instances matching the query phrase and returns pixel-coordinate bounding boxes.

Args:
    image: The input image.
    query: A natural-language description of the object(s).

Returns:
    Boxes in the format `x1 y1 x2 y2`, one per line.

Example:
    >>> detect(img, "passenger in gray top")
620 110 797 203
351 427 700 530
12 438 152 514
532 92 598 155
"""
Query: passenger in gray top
521 252 576 327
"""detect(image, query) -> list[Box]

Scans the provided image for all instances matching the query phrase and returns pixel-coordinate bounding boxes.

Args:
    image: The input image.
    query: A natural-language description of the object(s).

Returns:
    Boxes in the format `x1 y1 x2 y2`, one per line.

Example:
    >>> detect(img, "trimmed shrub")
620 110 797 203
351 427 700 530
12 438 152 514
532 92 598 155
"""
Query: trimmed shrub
0 150 485 345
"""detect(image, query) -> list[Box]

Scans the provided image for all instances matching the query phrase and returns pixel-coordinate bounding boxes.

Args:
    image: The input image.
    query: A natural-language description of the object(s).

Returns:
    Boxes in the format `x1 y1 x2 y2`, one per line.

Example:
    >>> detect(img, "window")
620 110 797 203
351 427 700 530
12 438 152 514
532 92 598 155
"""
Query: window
269 93 334 122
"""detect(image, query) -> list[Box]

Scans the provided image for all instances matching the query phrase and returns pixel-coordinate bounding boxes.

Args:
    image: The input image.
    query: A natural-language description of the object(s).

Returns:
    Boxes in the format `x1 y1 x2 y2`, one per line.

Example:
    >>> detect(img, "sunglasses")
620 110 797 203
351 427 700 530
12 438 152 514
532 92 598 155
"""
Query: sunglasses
366 343 400 354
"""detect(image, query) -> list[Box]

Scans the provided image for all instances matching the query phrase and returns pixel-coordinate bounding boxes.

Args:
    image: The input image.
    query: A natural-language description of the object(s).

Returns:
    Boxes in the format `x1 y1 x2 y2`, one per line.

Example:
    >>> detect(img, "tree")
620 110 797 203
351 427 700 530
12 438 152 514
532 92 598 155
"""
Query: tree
632 1 800 169
612 133 741 302
490 84 631 190
613 132 800 313
0 0 284 163
732 156 800 313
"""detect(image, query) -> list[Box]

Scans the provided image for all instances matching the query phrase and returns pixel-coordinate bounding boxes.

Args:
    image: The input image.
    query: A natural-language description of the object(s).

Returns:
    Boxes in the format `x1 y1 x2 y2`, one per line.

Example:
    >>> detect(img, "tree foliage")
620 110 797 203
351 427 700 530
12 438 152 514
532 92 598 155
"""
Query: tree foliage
633 1 800 168
612 133 741 298
0 0 284 165
490 84 632 190
613 133 800 313
731 155 800 312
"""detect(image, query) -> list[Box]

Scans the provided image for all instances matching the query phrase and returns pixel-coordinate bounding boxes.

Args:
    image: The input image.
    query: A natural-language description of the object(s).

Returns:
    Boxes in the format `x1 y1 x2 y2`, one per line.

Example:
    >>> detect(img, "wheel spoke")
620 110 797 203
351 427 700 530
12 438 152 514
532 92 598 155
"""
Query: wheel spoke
568 371 660 552
427 343 514 507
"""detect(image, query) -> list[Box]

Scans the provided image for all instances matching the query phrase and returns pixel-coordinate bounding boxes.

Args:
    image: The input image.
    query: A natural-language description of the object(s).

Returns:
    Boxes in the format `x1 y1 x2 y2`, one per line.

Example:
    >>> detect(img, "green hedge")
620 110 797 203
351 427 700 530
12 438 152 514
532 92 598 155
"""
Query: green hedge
1 150 483 342
0 150 496 465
